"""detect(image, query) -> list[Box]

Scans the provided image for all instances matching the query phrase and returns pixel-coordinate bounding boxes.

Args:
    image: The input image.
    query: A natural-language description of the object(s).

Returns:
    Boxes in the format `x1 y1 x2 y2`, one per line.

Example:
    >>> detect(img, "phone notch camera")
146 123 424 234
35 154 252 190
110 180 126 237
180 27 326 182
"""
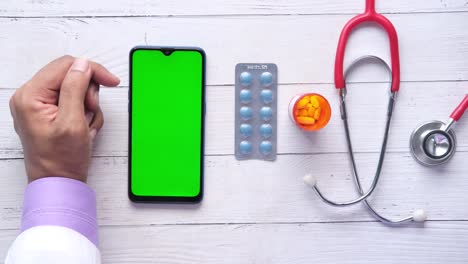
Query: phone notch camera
162 49 174 56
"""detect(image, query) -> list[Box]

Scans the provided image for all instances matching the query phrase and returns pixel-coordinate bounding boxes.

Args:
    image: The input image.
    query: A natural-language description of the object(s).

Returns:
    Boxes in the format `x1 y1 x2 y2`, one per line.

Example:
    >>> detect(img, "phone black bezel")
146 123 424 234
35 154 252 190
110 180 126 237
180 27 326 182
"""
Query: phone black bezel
128 46 205 203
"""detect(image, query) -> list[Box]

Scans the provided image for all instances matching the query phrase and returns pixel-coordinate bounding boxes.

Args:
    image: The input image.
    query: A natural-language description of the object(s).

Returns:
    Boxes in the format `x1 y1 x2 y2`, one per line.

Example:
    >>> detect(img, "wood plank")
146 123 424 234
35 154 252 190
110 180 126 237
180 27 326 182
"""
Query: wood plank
1 222 468 263
1 81 467 158
0 13 467 88
0 152 467 228
0 0 467 17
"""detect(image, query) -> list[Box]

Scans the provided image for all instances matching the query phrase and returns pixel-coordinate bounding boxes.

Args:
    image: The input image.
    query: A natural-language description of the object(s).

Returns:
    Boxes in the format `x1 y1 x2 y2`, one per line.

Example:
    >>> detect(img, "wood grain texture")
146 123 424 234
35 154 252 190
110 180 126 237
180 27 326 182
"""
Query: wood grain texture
0 81 467 158
0 13 467 88
0 0 467 17
0 152 467 228
2 222 468 263
1 1 468 262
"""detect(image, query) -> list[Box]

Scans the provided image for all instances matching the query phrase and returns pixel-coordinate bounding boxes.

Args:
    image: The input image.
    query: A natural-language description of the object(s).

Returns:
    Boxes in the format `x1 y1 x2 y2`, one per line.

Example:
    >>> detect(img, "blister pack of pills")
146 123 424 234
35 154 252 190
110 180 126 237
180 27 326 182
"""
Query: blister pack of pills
235 63 278 161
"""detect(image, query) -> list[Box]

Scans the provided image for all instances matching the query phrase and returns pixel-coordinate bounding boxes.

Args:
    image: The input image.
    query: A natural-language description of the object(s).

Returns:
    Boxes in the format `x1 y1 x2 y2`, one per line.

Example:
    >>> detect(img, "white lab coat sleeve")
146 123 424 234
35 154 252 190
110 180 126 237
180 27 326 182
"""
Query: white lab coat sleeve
3 177 100 264
5 226 100 264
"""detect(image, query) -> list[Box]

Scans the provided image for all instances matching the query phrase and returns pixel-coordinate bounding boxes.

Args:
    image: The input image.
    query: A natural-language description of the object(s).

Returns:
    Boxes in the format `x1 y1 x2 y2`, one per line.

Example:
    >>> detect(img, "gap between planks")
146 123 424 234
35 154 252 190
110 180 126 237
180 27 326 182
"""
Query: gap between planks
1 219 468 232
0 148 467 161
1 79 467 90
1 10 468 19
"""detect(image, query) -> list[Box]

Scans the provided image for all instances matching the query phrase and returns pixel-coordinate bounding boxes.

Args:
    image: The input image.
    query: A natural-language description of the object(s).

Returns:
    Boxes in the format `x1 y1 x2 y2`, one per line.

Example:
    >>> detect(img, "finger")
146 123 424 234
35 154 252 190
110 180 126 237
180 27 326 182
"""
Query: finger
89 107 104 140
9 94 16 119
57 58 92 120
25 55 75 92
85 81 100 113
26 56 119 94
89 61 120 87
9 95 19 133
85 111 95 126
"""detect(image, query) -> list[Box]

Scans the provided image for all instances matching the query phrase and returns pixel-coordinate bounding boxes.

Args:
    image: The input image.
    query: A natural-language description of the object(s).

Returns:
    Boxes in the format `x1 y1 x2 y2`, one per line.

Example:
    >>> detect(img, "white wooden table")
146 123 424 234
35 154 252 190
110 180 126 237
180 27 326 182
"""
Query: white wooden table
1 1 468 263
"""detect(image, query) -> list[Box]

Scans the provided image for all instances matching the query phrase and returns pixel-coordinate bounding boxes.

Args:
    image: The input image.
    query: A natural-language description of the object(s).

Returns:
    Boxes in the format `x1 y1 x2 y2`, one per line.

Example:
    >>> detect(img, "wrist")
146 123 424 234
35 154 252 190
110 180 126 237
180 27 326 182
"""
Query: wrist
24 155 89 183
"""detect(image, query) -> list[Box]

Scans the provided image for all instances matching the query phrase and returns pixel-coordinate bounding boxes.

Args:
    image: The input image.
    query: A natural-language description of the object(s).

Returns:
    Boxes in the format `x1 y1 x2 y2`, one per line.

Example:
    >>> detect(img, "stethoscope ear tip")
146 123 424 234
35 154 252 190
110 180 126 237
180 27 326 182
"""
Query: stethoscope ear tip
303 173 317 188
412 209 428 222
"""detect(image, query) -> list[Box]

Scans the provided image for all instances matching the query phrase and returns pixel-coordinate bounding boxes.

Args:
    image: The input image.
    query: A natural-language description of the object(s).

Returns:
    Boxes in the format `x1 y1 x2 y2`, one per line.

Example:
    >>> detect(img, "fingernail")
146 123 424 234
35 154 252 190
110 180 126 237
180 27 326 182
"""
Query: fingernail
85 112 94 125
71 58 89 73
89 129 97 140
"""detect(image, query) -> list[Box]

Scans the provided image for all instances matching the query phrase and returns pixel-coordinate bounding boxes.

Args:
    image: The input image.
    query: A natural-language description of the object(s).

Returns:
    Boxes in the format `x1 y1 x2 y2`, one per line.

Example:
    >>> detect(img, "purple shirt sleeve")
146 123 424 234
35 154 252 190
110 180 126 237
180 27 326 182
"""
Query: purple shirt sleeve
21 177 98 247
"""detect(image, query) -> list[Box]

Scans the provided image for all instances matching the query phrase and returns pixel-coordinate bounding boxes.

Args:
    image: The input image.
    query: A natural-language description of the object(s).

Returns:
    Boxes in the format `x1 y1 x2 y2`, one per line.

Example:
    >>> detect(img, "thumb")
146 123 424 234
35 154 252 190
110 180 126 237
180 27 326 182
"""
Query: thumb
57 58 92 121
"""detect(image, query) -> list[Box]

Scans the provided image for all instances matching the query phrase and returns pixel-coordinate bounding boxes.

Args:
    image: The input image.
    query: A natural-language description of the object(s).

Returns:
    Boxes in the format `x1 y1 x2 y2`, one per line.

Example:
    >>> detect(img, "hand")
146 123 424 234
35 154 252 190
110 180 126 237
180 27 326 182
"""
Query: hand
9 56 120 183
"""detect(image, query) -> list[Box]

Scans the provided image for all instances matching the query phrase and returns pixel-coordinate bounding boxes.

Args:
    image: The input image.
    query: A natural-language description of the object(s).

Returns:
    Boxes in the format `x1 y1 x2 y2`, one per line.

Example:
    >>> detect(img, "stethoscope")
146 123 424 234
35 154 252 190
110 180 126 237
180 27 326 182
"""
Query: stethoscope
410 95 468 166
303 0 432 225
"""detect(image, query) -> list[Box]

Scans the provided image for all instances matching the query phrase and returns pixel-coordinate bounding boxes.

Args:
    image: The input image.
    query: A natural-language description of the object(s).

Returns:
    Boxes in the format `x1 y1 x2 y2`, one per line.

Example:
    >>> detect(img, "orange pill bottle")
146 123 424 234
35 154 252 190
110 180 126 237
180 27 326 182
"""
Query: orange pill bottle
288 93 331 131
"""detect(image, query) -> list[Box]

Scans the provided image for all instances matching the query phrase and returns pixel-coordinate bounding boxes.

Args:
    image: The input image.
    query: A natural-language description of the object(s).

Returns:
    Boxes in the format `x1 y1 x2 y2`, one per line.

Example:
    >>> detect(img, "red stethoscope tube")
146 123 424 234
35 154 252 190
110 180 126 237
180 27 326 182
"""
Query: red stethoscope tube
450 95 468 122
334 0 400 92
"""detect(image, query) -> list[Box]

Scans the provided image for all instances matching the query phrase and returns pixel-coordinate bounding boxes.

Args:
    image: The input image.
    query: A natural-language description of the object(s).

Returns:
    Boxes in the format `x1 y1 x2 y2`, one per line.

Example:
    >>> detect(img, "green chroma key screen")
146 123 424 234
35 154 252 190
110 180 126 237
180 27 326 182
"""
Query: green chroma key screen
129 47 204 202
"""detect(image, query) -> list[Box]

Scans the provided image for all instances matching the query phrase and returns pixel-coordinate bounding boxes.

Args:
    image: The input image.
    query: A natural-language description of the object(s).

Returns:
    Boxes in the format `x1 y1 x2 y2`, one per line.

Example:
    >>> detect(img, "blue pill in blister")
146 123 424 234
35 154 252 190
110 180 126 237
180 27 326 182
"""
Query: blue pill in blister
260 106 273 121
260 72 273 87
259 141 273 155
240 123 253 137
260 124 273 138
240 106 253 120
240 141 252 154
260 89 273 103
239 89 252 103
239 72 253 86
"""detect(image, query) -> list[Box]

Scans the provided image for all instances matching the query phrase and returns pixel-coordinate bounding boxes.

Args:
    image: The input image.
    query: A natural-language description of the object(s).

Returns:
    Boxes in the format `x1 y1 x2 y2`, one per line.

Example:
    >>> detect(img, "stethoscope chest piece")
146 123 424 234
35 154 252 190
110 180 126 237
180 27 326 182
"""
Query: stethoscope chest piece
410 121 456 166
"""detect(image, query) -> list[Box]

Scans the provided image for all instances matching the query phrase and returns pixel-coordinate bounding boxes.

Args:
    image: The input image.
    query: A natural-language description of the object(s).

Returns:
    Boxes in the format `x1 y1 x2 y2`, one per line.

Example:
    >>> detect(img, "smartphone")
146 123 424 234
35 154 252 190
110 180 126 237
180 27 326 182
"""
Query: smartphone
129 46 205 203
